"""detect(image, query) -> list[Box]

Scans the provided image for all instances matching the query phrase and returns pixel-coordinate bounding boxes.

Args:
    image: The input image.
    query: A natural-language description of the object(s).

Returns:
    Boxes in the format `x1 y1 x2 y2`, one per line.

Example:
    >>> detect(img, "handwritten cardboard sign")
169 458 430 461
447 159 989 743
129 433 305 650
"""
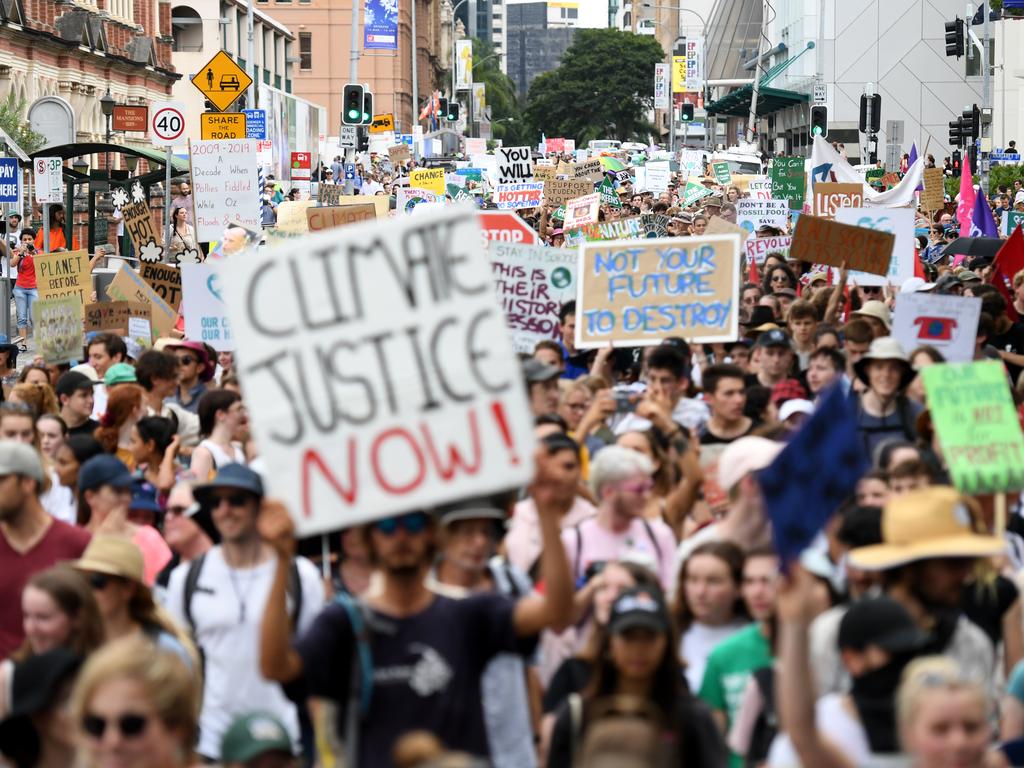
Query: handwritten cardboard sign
892 293 981 363
573 158 604 183
494 182 544 210
388 144 411 165
575 234 740 348
745 235 792 263
105 263 176 339
409 168 445 195
33 296 83 364
834 207 915 286
497 146 534 184
488 242 577 353
533 165 557 182
921 167 945 212
215 205 536 535
812 183 863 220
84 301 150 334
121 200 164 262
306 204 377 231
189 139 262 242
790 215 894 276
543 179 592 206
564 193 600 229
140 262 182 311
35 249 89 313
922 360 1024 493
770 156 806 210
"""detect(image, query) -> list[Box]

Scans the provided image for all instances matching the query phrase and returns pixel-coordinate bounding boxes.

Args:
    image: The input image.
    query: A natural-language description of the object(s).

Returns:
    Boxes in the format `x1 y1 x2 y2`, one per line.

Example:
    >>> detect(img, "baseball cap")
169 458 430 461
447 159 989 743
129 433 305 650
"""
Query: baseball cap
55 370 98 399
221 712 294 763
103 362 137 386
607 587 671 635
900 277 936 293
193 463 265 506
77 455 133 492
522 358 561 384
5 210 20 220
718 436 784 492
130 479 162 513
0 441 44 483
779 398 814 422
754 328 794 350
837 596 928 653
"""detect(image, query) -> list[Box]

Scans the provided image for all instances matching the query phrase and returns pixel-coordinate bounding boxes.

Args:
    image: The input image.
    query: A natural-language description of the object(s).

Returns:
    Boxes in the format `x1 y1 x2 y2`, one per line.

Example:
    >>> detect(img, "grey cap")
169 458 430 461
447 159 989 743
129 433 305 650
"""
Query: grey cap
0 441 44 483
435 497 506 528
522 358 561 384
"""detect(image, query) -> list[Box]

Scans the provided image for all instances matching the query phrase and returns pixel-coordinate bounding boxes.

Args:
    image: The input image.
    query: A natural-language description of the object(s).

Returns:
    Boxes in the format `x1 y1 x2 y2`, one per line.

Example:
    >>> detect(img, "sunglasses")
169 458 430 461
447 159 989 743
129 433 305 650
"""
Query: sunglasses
88 572 120 590
81 713 149 740
770 275 788 282
176 356 196 366
209 493 251 508
374 512 430 535
165 503 198 517
861 286 882 294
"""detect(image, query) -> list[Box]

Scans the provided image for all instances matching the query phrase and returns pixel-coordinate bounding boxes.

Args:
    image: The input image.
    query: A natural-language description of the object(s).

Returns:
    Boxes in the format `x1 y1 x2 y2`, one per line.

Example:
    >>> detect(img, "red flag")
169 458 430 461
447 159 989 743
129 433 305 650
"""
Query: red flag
990 225 1024 321
914 245 925 279
749 256 759 285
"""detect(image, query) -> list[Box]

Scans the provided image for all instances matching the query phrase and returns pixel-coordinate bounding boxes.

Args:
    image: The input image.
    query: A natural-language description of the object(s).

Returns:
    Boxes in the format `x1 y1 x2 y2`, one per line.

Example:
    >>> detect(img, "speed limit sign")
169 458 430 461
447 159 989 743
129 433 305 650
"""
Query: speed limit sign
150 101 186 146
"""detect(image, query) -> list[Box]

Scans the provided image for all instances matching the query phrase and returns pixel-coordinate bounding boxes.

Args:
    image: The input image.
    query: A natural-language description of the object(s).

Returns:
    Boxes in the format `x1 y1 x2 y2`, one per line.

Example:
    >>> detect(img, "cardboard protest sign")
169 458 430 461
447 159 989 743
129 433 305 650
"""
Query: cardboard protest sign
745 235 792 264
532 165 556 182
880 172 901 188
121 200 164 263
317 184 342 206
215 206 536 535
409 168 445 195
140 262 182 311
835 207 915 287
813 183 863 219
488 242 577 353
189 139 261 242
576 217 644 242
388 144 411 165
494 182 544 210
180 263 233 351
573 159 604 183
32 296 83 364
769 156 805 210
35 249 89 312
736 199 789 234
84 301 150 334
274 201 317 236
575 234 740 349
396 187 443 215
563 193 600 229
921 167 945 212
105 263 176 339
712 162 732 185
543 179 592 206
922 360 1024 493
790 215 894 276
892 293 981 363
747 177 772 200
496 146 534 184
639 214 671 238
705 216 749 242
306 204 377 231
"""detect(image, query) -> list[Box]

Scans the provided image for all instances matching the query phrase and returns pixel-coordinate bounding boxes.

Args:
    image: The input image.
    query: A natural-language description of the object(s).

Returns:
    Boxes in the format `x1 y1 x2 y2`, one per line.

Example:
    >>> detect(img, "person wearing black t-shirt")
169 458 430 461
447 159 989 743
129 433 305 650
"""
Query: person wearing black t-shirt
258 447 575 768
55 371 99 437
700 364 755 446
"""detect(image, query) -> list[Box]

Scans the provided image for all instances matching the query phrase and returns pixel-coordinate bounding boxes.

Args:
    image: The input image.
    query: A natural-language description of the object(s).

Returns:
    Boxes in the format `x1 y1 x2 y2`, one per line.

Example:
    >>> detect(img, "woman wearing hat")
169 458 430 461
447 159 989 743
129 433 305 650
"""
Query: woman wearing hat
547 586 727 768
165 341 216 415
72 535 193 669
853 338 923 458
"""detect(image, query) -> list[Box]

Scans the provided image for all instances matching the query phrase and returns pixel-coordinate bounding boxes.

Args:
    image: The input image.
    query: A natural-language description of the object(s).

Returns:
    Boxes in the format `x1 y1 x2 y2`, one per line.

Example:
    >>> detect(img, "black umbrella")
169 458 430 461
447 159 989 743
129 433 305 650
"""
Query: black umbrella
942 237 1004 259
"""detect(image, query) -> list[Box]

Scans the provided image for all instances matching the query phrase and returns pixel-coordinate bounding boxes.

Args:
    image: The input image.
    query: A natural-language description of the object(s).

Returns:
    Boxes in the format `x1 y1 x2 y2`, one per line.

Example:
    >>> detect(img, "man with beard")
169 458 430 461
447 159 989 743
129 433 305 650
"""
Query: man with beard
258 445 575 768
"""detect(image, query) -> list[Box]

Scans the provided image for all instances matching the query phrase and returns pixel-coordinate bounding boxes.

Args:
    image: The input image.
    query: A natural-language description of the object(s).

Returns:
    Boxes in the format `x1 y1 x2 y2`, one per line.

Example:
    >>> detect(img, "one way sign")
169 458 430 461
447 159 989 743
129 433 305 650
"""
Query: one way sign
340 125 357 149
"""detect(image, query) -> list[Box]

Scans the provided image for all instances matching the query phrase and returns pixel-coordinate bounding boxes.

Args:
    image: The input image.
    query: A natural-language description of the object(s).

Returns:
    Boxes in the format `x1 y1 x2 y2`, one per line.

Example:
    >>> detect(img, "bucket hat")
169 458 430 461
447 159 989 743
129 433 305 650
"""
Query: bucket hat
852 337 914 390
73 535 146 584
193 463 265 507
851 300 892 330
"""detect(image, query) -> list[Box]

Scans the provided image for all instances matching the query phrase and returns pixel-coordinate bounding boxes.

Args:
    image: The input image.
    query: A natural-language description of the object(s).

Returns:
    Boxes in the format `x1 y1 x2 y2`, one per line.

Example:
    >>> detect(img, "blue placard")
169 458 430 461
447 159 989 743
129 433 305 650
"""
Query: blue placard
0 158 19 204
243 109 266 140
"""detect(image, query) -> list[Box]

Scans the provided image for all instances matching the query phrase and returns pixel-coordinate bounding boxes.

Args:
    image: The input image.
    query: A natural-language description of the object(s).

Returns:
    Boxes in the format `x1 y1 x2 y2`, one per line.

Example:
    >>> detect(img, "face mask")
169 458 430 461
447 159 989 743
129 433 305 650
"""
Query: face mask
849 654 913 753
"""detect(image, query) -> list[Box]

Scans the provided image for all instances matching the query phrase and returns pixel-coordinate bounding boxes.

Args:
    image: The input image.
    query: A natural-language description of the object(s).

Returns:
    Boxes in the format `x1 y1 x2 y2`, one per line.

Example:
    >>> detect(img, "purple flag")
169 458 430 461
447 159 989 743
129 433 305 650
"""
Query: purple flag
908 143 922 191
969 188 1000 238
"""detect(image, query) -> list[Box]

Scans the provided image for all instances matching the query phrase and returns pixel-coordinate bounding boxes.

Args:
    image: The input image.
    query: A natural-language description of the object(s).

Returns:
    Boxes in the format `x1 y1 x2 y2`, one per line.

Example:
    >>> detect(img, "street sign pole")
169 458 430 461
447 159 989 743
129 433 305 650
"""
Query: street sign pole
982 3 991 195
346 0 360 196
164 148 172 255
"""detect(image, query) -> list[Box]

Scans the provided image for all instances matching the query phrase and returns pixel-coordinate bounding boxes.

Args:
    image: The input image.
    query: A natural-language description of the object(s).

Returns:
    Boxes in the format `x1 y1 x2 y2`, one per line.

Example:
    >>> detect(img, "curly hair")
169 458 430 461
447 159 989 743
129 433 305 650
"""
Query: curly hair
8 382 59 418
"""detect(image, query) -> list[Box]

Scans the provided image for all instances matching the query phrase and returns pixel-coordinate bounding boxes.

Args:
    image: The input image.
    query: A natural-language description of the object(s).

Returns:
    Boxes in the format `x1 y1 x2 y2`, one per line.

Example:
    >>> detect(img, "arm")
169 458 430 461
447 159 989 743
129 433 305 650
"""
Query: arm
1003 597 1024 677
155 435 180 493
188 444 213 482
664 437 703 539
574 389 615 439
513 446 575 636
823 263 849 326
257 499 305 683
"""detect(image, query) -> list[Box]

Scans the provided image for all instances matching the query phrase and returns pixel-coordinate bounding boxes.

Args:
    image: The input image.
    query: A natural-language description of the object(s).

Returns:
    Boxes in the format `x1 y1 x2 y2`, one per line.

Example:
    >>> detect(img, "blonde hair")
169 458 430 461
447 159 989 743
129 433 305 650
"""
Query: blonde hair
897 656 987 735
71 635 199 756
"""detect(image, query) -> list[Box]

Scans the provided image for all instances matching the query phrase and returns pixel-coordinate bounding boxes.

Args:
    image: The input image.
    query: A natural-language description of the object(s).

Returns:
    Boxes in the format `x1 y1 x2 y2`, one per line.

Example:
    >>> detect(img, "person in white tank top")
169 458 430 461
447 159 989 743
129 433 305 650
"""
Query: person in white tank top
189 389 249 480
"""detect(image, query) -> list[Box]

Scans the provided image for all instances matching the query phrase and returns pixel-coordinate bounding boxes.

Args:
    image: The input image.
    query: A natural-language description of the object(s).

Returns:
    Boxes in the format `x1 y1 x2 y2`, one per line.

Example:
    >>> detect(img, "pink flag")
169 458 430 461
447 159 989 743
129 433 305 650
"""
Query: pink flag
956 154 975 232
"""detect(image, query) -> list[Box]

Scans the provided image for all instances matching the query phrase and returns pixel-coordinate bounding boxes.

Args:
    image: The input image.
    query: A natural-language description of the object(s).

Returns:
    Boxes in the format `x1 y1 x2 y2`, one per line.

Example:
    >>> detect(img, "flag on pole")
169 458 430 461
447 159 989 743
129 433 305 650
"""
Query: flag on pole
991 225 1024 321
956 154 976 233
908 143 923 192
969 188 1000 238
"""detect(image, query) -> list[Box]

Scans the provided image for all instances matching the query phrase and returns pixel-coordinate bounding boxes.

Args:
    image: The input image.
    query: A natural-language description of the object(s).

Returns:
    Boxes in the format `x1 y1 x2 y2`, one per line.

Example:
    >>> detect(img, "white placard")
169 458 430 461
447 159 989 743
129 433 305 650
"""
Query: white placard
564 193 600 229
496 146 534 184
747 176 773 200
680 149 704 178
189 139 262 242
488 242 577 353
34 157 62 204
181 262 234 351
736 199 790 234
494 182 544 210
892 292 982 363
834 207 916 287
216 206 536 535
395 187 443 215
645 162 670 193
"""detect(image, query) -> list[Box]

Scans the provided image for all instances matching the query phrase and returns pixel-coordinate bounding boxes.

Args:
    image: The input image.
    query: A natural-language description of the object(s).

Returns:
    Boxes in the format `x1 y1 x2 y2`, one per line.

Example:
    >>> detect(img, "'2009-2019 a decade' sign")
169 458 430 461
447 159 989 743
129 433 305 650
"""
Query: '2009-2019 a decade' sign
216 206 537 536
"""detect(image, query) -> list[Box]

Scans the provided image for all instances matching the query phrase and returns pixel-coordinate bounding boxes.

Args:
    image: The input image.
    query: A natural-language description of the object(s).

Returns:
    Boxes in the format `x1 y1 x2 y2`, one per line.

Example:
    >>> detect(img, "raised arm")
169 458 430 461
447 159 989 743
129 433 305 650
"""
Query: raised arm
258 499 306 683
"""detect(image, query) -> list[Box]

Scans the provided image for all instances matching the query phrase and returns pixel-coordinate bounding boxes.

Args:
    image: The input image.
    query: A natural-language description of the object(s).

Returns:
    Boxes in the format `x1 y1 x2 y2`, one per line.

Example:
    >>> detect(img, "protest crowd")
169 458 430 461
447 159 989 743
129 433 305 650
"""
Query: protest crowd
5 132 1024 768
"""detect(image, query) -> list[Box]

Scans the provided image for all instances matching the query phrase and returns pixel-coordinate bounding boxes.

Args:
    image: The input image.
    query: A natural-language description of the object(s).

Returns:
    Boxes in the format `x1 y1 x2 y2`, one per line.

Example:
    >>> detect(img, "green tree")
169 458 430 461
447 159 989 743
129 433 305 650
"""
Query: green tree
468 38 524 144
523 29 664 144
0 93 44 155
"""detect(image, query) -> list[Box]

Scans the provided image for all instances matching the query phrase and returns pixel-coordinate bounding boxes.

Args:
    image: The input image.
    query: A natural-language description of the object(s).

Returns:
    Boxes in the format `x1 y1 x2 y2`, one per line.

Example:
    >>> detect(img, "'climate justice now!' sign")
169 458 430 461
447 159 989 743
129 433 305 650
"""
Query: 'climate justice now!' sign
217 206 536 535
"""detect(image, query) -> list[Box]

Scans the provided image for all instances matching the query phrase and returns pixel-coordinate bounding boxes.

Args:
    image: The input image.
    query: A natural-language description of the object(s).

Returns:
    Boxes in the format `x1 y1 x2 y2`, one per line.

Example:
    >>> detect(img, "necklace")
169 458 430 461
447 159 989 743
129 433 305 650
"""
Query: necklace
224 546 260 624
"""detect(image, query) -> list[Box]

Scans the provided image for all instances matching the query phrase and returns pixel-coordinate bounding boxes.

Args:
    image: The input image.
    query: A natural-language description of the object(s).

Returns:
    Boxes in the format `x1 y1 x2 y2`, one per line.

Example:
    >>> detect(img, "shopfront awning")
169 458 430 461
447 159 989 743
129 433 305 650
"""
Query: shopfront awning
705 42 814 117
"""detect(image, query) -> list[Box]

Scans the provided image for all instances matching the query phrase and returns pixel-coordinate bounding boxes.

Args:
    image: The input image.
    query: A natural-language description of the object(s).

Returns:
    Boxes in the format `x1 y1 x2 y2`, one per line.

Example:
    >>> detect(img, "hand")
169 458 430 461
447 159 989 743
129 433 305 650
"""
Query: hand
636 389 673 430
775 565 821 624
530 444 578 519
166 434 182 458
677 435 703 484
258 498 297 558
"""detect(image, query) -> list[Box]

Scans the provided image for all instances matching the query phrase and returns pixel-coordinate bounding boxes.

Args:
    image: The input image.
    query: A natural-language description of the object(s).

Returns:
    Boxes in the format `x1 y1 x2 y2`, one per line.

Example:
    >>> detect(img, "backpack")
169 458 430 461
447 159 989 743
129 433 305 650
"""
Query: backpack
333 591 375 768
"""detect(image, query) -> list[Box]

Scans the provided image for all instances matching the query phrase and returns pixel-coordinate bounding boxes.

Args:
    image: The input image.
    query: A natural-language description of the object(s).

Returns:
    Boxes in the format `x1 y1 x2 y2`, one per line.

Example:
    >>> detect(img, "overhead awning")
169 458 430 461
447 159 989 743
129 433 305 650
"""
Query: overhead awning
705 85 808 117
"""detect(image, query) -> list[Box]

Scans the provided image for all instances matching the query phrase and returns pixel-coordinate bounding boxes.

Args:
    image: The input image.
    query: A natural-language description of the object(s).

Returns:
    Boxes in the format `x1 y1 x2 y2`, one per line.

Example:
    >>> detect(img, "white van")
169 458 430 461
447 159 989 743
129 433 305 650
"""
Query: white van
588 139 622 152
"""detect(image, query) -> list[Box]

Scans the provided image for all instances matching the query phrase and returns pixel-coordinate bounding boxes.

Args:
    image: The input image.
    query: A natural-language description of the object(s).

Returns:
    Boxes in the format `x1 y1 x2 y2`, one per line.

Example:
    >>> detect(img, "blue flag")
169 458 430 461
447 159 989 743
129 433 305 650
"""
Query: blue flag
970 187 1000 238
757 385 869 567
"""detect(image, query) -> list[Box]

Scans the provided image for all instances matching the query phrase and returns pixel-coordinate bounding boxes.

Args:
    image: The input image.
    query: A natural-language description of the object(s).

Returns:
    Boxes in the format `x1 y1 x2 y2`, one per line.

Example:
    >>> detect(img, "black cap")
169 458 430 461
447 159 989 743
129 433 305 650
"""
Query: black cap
0 648 82 760
743 305 777 328
608 587 671 635
55 370 97 398
754 328 794 350
522 358 560 384
837 597 928 653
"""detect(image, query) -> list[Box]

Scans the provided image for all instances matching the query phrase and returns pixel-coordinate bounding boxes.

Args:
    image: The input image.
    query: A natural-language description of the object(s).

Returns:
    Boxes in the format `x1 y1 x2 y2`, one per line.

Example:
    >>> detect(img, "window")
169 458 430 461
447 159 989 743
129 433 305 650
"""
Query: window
965 41 994 78
299 32 312 70
171 5 203 51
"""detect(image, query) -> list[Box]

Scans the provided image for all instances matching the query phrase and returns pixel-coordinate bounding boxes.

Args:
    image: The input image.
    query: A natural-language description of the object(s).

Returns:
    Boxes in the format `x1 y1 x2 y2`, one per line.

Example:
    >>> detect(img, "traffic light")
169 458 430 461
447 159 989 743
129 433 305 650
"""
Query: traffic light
948 117 965 147
962 104 980 142
858 93 881 133
438 97 448 118
952 150 962 177
447 101 460 121
681 103 695 122
342 83 364 125
357 127 369 152
810 105 828 139
945 17 965 58
361 90 373 125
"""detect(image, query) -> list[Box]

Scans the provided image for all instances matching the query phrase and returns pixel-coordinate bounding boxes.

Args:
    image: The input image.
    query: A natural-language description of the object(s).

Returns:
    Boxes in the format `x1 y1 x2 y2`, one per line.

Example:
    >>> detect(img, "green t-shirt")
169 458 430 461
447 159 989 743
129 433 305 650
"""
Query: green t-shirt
697 623 772 768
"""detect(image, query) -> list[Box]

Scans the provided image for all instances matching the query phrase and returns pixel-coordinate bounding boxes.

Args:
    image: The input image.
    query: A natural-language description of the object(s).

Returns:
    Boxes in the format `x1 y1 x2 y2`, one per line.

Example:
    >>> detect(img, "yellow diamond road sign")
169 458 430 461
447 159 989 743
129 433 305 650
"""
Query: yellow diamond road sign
191 51 253 112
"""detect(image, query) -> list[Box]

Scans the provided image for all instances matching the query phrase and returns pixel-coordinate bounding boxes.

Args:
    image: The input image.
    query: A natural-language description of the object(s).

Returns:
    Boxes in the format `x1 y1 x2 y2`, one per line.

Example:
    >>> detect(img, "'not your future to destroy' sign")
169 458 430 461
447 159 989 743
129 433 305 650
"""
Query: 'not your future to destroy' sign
216 206 537 536
575 234 740 348
488 242 577 354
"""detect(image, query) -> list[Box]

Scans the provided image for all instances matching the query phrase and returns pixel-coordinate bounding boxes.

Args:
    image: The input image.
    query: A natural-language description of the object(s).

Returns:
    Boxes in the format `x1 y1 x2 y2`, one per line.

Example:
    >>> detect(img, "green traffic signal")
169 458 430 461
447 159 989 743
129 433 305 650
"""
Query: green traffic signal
812 126 822 135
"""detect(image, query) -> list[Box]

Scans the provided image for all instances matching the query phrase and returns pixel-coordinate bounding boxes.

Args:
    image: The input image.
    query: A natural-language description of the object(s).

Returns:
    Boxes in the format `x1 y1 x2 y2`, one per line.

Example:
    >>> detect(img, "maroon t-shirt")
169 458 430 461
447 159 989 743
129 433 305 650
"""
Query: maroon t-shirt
0 519 90 659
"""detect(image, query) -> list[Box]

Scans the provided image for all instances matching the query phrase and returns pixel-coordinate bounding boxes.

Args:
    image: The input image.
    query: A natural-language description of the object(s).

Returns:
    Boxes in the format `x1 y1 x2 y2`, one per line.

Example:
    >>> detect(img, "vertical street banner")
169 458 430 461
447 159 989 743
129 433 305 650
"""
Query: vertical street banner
671 56 686 93
654 63 669 109
455 39 473 90
363 0 398 49
575 234 740 348
216 206 537 535
685 37 703 92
